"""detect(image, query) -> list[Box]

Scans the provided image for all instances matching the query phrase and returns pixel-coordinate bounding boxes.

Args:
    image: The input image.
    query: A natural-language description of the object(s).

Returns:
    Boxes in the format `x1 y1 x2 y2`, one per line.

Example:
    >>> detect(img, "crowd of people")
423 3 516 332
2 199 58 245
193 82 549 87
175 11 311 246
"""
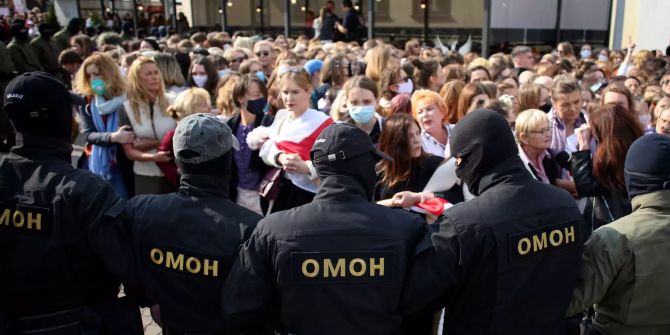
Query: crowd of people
1 0 670 334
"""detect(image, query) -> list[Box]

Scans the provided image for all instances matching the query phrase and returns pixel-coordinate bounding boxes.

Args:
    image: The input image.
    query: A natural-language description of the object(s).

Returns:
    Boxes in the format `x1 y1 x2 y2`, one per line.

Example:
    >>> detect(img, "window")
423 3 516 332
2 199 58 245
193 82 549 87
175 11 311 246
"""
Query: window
412 0 454 22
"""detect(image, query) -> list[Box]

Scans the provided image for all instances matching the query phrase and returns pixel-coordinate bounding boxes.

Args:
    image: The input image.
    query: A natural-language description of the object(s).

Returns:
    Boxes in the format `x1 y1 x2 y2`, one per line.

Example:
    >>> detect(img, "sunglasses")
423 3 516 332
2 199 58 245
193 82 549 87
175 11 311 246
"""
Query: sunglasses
231 56 247 63
661 80 670 86
255 50 270 57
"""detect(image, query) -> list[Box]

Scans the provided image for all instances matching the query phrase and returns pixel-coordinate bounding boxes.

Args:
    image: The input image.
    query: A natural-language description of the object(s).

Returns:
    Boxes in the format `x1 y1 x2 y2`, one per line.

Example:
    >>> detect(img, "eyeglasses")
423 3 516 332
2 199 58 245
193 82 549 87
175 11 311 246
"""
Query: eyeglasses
528 127 551 135
255 50 270 57
230 56 246 63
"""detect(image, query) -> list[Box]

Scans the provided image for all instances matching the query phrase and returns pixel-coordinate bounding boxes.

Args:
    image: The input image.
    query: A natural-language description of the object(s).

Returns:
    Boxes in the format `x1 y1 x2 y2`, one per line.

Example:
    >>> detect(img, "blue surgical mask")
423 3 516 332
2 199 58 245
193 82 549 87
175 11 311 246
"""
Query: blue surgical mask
247 97 267 115
255 70 266 82
91 78 107 96
598 54 609 62
192 75 208 88
580 49 592 59
348 105 376 124
217 69 231 78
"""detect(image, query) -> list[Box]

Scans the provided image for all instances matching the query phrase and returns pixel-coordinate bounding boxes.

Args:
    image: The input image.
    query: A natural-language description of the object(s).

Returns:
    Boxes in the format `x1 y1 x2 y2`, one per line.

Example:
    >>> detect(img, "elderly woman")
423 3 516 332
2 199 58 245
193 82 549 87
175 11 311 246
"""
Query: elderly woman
411 89 453 158
514 109 560 185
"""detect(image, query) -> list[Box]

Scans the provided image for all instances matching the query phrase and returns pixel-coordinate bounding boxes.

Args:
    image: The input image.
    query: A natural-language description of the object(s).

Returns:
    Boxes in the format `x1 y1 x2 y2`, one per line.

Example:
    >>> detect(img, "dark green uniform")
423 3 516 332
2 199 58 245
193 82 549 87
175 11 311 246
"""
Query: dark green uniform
7 38 43 74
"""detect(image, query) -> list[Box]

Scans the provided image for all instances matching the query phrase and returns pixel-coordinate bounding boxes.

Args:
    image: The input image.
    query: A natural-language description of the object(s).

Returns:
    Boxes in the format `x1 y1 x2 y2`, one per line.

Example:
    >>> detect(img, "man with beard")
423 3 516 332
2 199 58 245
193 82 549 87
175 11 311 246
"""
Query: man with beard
7 20 42 73
222 123 426 334
402 109 585 334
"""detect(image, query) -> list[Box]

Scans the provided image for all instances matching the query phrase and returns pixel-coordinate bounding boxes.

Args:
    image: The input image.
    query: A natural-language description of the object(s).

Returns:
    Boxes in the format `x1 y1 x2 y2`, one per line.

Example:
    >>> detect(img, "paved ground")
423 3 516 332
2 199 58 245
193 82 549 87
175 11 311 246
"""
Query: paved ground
142 308 162 334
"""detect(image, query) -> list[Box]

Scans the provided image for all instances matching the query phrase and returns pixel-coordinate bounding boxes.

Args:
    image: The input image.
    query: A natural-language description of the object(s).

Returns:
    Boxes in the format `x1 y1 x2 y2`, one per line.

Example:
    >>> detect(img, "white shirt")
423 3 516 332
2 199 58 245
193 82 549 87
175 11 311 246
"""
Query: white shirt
421 123 454 158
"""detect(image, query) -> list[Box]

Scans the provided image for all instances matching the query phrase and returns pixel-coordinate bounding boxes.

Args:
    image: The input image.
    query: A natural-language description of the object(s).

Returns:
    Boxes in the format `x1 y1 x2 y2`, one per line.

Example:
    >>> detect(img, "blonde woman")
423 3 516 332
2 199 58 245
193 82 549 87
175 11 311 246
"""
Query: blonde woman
154 52 187 97
515 109 560 185
157 88 212 186
74 52 134 198
119 56 177 195
258 67 333 213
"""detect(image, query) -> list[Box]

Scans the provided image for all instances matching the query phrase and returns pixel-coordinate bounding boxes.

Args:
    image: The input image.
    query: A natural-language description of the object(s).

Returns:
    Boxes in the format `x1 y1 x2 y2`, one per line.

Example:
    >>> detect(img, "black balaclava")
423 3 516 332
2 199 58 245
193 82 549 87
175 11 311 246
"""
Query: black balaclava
450 109 519 196
4 72 73 142
177 150 232 179
624 134 670 201
315 152 378 200
11 20 28 42
38 23 53 39
67 18 81 34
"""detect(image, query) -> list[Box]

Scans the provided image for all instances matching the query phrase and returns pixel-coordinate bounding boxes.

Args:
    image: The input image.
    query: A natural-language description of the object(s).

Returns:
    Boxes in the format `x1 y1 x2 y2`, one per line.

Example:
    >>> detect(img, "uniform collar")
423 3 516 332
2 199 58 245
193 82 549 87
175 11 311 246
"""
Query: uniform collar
313 175 369 202
476 156 535 195
11 133 72 162
178 174 230 199
632 189 670 212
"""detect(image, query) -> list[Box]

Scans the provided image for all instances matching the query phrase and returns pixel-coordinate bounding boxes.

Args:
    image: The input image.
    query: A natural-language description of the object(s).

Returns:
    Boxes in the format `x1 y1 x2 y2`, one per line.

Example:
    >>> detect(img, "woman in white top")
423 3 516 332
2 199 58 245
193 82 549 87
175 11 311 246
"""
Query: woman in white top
411 89 454 158
120 56 177 195
258 67 332 213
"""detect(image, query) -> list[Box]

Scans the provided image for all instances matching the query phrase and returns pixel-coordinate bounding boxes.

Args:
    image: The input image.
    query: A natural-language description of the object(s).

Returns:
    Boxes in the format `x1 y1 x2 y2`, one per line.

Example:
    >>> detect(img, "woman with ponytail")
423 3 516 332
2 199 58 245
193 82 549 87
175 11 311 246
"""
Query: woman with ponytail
410 58 447 92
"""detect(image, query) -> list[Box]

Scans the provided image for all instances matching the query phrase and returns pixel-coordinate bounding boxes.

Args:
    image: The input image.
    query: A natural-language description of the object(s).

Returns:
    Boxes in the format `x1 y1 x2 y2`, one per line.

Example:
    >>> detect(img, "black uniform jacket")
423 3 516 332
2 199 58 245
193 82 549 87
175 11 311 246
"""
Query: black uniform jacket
0 134 136 315
402 157 585 335
124 173 261 333
221 175 426 335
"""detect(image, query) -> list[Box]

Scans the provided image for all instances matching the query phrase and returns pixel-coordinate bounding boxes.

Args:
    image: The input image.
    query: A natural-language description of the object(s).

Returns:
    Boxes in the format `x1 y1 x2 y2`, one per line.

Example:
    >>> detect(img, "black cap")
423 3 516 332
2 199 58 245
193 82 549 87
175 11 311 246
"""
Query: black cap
624 133 670 200
310 122 392 166
4 72 73 140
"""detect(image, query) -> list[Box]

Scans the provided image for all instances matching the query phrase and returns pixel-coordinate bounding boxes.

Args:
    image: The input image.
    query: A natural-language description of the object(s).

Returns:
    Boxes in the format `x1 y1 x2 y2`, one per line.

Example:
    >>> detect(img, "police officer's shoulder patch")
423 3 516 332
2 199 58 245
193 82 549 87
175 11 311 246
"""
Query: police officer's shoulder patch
508 220 579 262
291 251 393 283
0 202 52 235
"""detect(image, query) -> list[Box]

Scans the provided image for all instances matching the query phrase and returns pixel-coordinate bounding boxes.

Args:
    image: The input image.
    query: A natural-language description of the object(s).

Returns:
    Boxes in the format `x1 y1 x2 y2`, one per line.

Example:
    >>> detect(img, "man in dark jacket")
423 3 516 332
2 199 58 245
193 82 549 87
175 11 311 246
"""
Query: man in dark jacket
53 18 81 52
124 113 262 334
30 23 61 77
222 123 426 334
402 109 585 335
7 20 42 74
0 72 141 334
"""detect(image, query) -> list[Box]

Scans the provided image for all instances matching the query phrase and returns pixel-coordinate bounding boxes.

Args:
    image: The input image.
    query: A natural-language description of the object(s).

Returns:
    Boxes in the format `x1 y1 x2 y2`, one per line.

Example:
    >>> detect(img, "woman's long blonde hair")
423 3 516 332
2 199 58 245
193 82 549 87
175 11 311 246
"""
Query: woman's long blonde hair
74 52 127 97
127 56 170 125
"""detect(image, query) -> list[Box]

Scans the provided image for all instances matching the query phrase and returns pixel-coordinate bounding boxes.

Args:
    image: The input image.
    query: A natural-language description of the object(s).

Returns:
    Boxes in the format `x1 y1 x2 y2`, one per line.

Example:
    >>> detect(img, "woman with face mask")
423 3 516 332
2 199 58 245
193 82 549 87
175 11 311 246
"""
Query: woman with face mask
343 76 384 144
74 52 135 199
226 74 270 215
378 66 413 116
188 56 219 103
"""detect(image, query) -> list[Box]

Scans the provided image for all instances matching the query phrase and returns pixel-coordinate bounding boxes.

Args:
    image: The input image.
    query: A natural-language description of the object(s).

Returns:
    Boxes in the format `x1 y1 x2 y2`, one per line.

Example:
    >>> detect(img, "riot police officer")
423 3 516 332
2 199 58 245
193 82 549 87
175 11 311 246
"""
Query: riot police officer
402 109 585 334
222 122 426 334
123 113 262 334
0 72 141 334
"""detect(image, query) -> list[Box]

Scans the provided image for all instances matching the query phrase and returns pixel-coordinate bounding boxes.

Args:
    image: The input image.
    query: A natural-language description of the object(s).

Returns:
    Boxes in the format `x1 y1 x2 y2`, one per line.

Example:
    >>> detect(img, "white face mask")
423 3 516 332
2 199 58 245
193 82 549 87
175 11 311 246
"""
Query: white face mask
193 75 208 88
396 79 414 95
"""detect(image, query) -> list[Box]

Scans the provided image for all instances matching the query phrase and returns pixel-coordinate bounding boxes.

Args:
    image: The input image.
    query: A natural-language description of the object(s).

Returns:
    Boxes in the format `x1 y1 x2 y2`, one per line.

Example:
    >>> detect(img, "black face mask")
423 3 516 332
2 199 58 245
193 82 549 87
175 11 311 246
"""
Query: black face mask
539 101 552 113
247 97 267 115
450 109 518 196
